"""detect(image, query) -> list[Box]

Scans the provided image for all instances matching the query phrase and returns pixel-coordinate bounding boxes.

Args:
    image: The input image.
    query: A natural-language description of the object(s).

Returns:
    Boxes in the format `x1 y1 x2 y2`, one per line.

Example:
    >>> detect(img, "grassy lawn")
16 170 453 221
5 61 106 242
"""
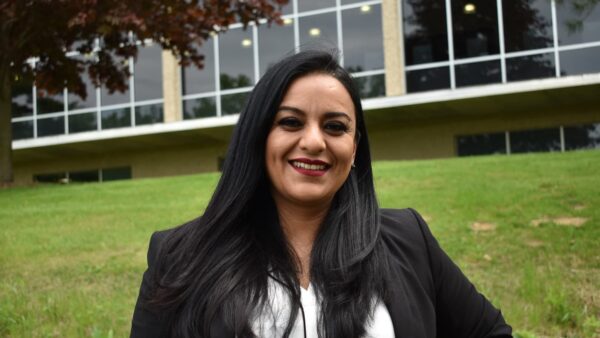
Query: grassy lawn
1 150 598 337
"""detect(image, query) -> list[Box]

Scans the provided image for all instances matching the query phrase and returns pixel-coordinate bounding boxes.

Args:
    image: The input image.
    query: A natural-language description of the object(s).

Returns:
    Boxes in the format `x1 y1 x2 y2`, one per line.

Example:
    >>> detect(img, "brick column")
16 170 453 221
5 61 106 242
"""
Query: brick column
162 50 182 122
382 0 406 96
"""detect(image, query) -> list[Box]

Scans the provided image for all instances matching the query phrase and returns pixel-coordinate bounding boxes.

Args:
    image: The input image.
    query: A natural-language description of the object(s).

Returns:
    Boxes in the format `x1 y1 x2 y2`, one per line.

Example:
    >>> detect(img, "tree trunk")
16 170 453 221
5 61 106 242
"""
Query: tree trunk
0 67 13 187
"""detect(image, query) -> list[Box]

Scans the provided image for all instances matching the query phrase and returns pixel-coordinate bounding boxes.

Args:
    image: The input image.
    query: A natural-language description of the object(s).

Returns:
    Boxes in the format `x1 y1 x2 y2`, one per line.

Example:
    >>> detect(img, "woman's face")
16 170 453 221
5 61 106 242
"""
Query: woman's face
265 73 357 207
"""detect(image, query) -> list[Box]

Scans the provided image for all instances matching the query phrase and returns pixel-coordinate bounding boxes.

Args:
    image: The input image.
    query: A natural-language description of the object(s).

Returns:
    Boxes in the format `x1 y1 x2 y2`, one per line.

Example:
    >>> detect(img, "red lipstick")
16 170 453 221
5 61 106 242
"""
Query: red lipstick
289 158 330 177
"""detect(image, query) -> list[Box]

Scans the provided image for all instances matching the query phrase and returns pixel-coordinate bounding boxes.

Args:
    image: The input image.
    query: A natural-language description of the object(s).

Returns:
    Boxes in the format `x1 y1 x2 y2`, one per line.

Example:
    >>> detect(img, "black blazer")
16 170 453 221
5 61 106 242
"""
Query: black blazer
130 208 512 337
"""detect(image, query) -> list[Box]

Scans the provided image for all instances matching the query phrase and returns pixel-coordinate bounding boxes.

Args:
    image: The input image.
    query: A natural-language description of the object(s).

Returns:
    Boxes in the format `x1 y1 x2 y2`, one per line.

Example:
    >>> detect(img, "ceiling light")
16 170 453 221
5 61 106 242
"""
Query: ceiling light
241 38 252 47
464 3 476 14
309 28 321 37
360 5 371 13
283 18 293 25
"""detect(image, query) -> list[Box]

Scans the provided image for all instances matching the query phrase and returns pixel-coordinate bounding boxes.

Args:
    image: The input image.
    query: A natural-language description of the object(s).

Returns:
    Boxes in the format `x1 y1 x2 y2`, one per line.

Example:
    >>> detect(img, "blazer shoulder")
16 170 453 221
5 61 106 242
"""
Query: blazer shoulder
380 208 429 242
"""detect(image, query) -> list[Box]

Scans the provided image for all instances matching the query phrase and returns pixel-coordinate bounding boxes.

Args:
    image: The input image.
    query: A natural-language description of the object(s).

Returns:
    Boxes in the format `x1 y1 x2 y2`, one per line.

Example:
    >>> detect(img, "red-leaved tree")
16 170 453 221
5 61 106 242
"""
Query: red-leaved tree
0 0 288 186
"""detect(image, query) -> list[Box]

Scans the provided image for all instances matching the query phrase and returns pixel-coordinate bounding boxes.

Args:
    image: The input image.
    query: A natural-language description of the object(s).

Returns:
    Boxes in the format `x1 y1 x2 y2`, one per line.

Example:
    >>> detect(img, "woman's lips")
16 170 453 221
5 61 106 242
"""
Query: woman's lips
289 159 330 177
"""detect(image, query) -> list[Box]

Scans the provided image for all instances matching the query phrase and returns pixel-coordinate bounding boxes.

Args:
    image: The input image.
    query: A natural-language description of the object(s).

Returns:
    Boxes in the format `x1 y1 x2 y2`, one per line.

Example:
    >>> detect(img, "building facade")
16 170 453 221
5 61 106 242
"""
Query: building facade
10 0 600 185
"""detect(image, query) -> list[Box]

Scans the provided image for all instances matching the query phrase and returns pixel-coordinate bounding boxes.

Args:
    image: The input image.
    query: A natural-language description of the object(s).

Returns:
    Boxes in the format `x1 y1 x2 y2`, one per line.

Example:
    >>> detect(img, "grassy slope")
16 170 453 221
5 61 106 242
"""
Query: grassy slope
0 150 598 337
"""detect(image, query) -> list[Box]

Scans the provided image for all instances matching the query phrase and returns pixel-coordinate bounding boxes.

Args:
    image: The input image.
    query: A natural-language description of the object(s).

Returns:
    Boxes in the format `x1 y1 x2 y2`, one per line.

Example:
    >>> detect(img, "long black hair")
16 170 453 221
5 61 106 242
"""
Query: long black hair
150 50 392 338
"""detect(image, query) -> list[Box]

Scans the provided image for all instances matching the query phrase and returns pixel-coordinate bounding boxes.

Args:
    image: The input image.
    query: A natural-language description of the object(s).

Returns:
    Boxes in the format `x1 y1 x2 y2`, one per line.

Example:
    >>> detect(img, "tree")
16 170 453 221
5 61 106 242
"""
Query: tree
0 0 288 186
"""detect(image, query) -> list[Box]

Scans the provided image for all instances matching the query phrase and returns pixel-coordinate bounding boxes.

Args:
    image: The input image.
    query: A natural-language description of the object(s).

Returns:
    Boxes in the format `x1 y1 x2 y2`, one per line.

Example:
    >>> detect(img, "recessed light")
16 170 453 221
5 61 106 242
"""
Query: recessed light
309 28 321 37
464 3 476 14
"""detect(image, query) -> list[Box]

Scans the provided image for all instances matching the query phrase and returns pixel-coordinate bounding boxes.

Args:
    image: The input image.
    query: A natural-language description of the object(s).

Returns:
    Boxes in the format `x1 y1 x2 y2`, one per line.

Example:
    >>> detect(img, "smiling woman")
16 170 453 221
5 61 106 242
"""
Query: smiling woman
130 50 512 338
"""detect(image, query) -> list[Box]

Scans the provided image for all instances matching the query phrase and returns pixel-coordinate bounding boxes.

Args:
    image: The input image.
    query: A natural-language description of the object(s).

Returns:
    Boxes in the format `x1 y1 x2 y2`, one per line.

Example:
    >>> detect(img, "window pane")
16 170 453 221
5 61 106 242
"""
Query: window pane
219 28 254 90
11 77 34 118
298 0 335 13
342 4 384 72
455 60 501 87
457 132 506 156
299 12 338 51
102 167 132 181
221 92 249 115
134 44 163 101
564 123 600 150
403 0 449 65
354 74 386 99
70 170 99 183
560 46 600 76
135 104 163 125
510 127 561 153
406 66 450 93
69 113 97 134
68 72 97 110
556 1 600 46
37 116 65 137
34 172 66 183
12 121 34 140
506 53 555 82
502 0 552 52
37 89 65 115
183 39 216 94
101 108 131 129
452 0 500 59
258 20 295 76
183 97 217 119
101 74 130 106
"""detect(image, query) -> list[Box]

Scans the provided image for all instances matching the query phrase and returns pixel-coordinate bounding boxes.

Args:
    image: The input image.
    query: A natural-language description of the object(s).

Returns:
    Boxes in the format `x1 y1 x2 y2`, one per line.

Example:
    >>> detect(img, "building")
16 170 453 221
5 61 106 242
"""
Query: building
10 0 600 185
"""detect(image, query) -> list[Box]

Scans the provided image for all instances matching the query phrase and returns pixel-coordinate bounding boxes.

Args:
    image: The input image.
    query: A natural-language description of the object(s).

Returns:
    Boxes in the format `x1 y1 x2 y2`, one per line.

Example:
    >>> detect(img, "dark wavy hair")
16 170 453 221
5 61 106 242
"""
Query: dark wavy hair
150 50 392 338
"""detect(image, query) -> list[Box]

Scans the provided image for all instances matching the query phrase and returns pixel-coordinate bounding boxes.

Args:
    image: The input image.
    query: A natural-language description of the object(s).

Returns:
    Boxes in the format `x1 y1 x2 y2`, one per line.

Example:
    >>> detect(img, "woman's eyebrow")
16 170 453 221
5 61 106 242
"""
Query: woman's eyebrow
278 106 352 121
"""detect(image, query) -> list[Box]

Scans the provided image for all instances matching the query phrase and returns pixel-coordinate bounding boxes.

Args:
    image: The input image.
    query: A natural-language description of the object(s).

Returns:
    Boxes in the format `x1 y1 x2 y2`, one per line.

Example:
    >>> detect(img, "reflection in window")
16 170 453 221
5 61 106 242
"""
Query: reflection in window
134 44 163 101
37 116 65 137
34 172 67 183
183 39 216 94
70 170 100 183
510 127 561 153
406 67 450 93
564 123 600 150
101 84 130 106
135 104 163 125
183 97 217 119
68 72 97 111
12 121 34 140
258 19 295 76
457 132 506 156
219 28 254 90
342 4 384 72
403 0 448 65
11 76 34 118
37 89 65 115
101 108 131 129
297 0 335 13
556 1 600 46
506 53 555 82
455 60 501 87
102 167 132 181
560 46 600 76
502 0 552 52
69 113 97 134
354 74 386 99
299 12 338 51
221 92 249 115
452 0 499 59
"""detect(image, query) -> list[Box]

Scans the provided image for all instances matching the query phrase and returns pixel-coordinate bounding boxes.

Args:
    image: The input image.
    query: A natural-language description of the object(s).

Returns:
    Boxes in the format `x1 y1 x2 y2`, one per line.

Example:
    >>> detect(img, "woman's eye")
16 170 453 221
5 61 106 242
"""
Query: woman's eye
277 117 302 129
324 122 349 134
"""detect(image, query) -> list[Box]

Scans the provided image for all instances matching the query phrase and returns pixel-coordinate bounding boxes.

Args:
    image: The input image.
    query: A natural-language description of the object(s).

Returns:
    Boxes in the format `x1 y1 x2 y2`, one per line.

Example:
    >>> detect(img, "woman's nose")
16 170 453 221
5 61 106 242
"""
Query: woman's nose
299 124 326 154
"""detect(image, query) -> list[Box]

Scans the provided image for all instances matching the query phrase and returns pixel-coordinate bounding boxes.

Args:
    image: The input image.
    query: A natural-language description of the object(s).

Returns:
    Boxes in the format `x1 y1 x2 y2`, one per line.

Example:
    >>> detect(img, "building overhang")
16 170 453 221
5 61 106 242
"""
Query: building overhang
13 73 600 163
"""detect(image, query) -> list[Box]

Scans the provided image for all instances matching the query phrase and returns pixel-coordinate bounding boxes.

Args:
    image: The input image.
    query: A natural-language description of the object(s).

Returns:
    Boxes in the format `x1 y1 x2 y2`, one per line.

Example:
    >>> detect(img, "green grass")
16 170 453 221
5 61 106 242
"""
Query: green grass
1 150 599 337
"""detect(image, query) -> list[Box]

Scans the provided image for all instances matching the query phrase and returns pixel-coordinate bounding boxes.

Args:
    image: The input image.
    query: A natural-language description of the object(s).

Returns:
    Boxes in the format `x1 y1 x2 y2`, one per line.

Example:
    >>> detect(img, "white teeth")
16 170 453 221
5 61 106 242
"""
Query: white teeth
291 161 327 170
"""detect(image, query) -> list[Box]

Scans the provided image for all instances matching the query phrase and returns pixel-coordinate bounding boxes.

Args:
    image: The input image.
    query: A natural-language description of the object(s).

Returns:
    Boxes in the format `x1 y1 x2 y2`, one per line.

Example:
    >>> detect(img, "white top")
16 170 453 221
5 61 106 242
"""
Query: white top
251 280 395 338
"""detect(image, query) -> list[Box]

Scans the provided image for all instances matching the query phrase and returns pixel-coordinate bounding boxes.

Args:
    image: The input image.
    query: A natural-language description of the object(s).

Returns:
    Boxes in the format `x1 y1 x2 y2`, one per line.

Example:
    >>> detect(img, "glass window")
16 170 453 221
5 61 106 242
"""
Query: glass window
564 123 600 150
506 53 555 82
502 0 553 52
406 66 450 93
34 172 67 183
101 108 131 129
69 112 97 134
134 44 163 101
342 4 384 72
183 97 217 119
102 167 132 181
37 116 65 137
37 89 65 115
70 170 99 183
299 12 338 51
403 0 449 65
12 121 34 140
11 76 34 118
510 127 561 153
455 60 501 87
221 92 249 115
135 104 163 126
183 39 216 95
560 46 600 76
258 19 295 76
298 0 335 13
556 1 600 46
457 132 506 156
354 74 386 99
67 72 97 111
219 28 255 90
452 0 500 59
